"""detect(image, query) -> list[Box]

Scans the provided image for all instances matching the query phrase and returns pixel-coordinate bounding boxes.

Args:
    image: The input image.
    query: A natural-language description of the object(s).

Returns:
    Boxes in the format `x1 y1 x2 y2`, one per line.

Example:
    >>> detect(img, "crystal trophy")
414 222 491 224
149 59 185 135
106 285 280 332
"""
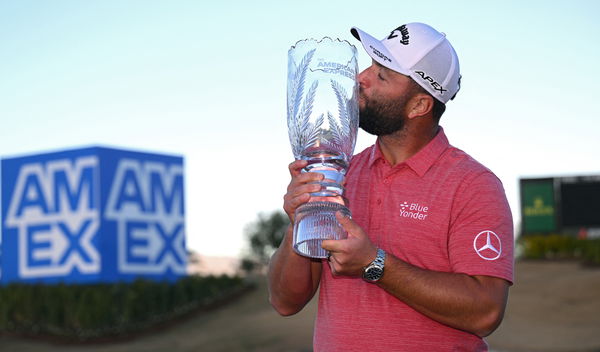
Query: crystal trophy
287 38 359 258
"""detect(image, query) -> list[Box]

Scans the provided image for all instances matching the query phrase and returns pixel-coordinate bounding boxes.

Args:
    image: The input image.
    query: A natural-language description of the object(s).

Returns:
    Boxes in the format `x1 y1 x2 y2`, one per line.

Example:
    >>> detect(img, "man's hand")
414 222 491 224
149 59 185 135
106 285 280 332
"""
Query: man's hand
283 160 323 223
321 211 378 277
268 160 324 317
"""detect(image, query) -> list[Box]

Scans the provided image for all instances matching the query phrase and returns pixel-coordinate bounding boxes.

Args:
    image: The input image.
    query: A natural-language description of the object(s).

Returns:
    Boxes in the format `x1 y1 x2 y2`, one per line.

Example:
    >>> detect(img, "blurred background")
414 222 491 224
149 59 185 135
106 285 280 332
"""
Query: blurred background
1 0 599 351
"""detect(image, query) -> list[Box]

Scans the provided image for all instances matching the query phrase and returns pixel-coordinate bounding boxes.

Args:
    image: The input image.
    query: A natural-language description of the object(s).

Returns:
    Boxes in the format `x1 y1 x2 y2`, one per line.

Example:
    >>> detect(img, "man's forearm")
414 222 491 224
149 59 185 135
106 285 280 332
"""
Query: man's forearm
267 226 322 316
378 253 509 337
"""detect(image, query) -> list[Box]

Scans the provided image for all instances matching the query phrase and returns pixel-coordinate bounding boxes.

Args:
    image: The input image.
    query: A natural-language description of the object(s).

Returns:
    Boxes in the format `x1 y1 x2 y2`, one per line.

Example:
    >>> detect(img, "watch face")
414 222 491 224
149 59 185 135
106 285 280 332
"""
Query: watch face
364 266 383 282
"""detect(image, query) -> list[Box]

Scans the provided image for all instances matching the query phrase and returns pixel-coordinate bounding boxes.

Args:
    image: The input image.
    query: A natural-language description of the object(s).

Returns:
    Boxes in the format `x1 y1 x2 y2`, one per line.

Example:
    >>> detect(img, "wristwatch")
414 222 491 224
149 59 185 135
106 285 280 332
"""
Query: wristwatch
363 248 386 283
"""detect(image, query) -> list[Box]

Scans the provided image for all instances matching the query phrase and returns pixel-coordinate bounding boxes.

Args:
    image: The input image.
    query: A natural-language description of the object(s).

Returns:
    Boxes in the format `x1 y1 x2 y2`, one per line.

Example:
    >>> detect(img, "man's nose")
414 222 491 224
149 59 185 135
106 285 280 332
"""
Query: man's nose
358 69 369 89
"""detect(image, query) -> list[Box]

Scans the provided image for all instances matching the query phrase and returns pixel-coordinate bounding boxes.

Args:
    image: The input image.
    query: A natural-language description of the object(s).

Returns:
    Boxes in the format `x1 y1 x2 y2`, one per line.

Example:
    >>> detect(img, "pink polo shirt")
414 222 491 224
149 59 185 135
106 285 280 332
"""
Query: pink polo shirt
314 127 514 352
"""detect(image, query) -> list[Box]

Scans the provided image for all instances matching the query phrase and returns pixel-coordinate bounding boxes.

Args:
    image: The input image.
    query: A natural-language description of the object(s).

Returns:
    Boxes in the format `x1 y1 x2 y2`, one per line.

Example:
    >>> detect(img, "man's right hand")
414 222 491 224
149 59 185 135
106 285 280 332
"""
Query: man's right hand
283 160 324 223
269 160 324 316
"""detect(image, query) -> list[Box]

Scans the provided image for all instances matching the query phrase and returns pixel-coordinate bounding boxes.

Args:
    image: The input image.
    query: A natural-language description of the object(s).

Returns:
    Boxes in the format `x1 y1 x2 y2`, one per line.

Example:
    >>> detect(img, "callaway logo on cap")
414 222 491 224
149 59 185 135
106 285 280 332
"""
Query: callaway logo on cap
351 22 461 104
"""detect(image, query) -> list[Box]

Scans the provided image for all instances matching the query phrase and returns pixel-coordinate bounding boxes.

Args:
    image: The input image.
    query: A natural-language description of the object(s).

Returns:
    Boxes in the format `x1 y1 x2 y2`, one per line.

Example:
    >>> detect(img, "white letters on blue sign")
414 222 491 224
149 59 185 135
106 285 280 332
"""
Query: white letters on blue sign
105 159 186 274
4 157 100 278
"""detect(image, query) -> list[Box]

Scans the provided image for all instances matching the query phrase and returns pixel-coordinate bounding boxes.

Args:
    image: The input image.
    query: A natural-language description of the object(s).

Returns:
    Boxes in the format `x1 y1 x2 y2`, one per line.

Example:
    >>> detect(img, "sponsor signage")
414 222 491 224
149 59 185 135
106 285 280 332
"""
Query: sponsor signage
1 147 186 284
520 175 600 235
520 178 556 233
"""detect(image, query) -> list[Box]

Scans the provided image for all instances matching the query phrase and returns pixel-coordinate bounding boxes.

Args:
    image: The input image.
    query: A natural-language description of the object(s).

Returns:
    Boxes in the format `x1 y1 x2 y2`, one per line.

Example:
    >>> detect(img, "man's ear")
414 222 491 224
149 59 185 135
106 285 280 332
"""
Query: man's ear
407 93 434 119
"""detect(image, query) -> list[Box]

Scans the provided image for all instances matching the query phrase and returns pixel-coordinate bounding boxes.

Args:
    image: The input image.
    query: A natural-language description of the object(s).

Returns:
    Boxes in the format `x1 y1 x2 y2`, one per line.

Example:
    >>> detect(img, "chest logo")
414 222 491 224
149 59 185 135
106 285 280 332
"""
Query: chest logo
399 201 429 220
473 231 502 261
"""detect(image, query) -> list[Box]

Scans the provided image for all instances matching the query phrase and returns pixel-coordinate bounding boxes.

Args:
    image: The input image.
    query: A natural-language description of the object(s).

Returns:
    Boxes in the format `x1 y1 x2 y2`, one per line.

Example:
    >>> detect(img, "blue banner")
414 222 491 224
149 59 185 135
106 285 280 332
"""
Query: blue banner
1 147 186 284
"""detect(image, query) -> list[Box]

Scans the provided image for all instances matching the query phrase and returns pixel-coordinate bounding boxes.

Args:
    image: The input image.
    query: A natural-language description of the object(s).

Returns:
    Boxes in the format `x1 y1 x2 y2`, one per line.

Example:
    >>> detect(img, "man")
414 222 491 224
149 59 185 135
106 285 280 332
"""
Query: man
268 22 513 351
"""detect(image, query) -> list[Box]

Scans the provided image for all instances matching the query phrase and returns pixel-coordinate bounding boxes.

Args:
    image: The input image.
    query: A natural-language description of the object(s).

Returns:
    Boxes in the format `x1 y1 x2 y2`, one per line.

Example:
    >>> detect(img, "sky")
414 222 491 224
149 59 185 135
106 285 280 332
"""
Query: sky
1 0 599 257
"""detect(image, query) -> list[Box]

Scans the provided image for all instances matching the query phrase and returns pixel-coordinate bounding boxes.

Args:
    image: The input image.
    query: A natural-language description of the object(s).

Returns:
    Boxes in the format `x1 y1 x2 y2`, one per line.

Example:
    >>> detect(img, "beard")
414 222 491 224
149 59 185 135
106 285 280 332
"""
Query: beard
359 91 409 136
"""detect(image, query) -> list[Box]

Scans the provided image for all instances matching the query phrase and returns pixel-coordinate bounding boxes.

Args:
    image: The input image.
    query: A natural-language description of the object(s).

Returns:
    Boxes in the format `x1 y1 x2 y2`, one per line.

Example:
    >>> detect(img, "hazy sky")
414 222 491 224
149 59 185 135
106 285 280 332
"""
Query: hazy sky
1 0 599 257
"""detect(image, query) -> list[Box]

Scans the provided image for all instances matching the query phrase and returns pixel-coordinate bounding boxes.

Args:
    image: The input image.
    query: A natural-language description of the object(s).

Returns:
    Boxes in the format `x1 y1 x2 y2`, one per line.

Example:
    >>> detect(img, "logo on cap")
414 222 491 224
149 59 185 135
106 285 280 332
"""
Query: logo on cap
369 45 392 63
415 71 447 94
387 24 410 45
473 230 502 261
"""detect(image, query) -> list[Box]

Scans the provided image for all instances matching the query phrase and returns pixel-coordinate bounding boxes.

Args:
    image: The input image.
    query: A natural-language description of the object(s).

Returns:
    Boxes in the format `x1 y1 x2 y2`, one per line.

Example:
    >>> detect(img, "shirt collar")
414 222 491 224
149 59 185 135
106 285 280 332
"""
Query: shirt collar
367 126 450 177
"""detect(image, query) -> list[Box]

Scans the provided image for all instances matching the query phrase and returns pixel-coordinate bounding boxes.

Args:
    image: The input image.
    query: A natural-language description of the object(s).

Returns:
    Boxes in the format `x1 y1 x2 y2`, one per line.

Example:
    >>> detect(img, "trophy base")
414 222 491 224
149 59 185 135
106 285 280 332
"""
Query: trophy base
293 201 351 258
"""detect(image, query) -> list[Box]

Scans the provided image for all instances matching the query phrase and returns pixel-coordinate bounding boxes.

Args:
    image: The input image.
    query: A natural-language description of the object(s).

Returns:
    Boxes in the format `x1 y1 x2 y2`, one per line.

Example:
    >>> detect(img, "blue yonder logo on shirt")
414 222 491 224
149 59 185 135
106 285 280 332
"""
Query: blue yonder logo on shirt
399 201 429 220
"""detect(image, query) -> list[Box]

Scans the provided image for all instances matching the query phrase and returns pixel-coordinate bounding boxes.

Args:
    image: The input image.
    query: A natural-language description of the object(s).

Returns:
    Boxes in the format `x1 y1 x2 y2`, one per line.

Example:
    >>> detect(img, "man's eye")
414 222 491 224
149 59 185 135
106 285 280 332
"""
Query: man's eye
378 73 385 81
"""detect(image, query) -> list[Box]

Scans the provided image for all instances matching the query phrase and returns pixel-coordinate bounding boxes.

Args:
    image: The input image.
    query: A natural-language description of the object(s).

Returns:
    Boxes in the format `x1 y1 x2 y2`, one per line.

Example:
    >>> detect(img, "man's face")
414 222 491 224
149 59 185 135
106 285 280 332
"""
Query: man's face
358 62 413 136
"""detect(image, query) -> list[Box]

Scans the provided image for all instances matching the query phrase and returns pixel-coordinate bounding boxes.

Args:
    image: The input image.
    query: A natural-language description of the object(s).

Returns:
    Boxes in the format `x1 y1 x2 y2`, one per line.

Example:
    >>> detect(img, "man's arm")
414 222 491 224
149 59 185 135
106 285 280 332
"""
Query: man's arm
322 212 509 337
378 254 509 337
268 226 322 316
267 160 324 316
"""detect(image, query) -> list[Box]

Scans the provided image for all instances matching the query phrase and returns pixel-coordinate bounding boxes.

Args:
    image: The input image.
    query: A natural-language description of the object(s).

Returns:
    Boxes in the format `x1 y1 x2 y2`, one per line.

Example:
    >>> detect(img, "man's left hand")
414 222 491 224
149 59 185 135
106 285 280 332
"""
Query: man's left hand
321 212 378 277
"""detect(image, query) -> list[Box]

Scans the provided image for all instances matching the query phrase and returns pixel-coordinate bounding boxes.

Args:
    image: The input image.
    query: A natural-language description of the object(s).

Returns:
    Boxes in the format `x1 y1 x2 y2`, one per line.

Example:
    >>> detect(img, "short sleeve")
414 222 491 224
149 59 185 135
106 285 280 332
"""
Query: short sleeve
448 171 514 284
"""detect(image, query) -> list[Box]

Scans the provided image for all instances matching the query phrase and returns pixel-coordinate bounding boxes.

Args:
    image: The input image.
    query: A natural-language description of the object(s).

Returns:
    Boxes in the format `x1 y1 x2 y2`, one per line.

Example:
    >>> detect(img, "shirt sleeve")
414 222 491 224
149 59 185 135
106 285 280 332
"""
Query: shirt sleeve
447 171 514 284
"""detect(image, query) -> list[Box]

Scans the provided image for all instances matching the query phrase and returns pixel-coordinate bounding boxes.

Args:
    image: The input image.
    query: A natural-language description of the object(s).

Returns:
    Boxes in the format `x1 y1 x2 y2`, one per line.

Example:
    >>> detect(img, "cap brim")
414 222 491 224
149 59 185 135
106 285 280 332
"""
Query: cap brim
350 26 410 76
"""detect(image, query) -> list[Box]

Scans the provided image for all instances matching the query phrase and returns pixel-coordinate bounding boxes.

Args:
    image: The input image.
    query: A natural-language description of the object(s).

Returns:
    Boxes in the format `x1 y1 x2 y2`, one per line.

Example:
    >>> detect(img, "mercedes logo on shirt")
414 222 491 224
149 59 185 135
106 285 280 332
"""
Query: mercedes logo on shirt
473 230 502 261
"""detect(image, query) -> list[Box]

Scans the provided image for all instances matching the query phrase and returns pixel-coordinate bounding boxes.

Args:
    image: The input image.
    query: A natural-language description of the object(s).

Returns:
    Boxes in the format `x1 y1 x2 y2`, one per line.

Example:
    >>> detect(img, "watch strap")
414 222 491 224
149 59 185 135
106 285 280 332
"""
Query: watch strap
372 248 385 268
363 248 386 282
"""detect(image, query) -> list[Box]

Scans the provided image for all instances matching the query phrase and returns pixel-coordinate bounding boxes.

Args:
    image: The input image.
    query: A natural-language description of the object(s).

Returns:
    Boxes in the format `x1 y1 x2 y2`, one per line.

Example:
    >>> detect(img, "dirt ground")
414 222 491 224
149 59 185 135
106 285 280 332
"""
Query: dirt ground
0 260 599 352
486 261 600 352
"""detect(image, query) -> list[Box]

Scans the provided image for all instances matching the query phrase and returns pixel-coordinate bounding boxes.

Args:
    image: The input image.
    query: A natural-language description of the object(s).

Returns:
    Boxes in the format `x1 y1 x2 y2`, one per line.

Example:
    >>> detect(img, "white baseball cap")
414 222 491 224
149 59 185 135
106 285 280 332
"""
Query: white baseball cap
351 23 461 104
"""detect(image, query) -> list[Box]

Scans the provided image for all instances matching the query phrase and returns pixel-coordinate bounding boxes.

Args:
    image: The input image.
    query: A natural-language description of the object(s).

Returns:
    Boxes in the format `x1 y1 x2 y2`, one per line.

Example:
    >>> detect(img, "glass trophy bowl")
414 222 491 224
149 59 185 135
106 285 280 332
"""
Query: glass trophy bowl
287 37 359 258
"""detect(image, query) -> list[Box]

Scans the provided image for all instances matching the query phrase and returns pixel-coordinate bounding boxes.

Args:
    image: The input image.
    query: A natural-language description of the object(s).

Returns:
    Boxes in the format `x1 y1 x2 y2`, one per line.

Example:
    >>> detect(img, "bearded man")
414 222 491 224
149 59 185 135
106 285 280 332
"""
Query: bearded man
268 22 514 352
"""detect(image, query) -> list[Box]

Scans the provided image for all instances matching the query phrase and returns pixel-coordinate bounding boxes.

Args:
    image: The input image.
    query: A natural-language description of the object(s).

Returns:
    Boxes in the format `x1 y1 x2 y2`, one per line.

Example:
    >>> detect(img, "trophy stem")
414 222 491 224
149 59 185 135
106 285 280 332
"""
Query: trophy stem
293 154 351 258
293 201 351 259
302 153 347 197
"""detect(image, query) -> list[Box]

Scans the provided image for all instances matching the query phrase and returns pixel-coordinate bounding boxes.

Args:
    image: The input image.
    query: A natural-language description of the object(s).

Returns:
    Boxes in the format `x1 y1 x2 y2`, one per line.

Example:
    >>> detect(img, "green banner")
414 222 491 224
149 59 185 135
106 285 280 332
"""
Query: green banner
522 180 556 233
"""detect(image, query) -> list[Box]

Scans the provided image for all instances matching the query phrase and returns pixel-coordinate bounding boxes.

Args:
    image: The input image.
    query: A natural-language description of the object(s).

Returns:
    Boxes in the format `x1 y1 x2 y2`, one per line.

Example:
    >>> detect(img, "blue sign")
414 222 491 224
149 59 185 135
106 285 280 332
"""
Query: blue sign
1 147 186 284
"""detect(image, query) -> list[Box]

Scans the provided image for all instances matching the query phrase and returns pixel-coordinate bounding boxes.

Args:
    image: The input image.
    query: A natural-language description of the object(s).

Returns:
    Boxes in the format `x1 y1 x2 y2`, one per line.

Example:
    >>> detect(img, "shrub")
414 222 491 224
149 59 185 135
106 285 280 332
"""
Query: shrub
519 234 600 266
0 275 251 341
580 239 600 267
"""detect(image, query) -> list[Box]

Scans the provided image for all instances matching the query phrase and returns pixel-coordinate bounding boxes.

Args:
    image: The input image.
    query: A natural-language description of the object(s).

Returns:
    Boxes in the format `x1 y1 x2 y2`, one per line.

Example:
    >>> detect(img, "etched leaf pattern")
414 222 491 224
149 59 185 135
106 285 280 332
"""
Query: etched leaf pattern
288 49 325 158
288 45 358 160
346 84 359 157
327 79 357 159
288 49 314 124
